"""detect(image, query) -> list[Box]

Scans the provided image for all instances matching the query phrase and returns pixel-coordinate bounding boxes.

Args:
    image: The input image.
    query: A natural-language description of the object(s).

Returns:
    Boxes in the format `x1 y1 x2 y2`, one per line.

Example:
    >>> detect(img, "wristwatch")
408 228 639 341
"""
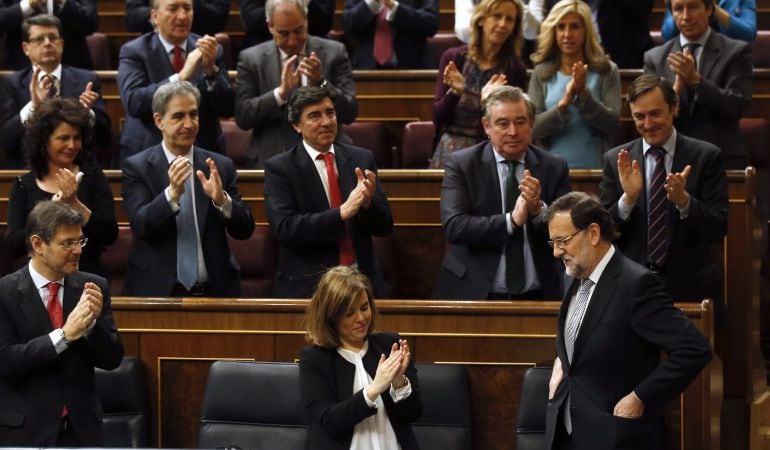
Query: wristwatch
59 328 71 346
319 79 328 89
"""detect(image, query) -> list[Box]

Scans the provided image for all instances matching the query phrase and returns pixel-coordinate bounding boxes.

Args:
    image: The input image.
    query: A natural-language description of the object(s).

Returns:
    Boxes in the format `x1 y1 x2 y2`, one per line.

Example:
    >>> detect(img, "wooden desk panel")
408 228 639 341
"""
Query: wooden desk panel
112 298 716 450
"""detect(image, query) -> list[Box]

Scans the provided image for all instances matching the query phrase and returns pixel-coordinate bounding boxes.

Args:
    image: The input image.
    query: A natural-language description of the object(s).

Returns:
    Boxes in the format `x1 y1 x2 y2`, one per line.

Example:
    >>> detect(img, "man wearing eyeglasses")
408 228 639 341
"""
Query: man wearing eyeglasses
433 85 571 300
543 191 711 450
0 200 123 446
0 14 110 169
235 0 357 168
599 74 728 321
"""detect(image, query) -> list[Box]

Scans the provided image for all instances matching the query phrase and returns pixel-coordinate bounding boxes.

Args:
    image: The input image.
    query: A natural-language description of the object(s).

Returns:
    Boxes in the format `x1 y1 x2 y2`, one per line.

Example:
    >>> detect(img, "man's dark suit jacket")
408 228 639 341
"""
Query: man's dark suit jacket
117 33 234 166
299 332 422 450
643 31 753 169
432 141 571 300
0 0 97 70
544 250 711 449
599 135 728 312
0 267 123 446
121 144 255 297
235 36 357 167
238 0 335 48
1 65 111 168
342 0 439 69
595 0 654 68
125 0 230 36
263 142 393 298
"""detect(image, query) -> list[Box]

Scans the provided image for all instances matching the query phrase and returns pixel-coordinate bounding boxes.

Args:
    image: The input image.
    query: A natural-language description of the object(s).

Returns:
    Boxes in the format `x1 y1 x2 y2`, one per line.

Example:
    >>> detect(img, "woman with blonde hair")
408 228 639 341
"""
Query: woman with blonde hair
299 266 422 450
430 0 527 168
528 0 620 169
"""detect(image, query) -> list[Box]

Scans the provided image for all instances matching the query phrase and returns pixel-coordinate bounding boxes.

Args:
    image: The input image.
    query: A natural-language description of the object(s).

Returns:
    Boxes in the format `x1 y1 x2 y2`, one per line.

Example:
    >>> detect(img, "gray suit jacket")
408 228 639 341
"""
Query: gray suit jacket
234 36 358 167
643 31 752 169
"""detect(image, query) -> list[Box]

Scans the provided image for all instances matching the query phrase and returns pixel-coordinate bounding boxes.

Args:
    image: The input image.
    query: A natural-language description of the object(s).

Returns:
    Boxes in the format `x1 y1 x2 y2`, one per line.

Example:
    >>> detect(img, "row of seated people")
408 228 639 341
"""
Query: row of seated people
0 0 756 172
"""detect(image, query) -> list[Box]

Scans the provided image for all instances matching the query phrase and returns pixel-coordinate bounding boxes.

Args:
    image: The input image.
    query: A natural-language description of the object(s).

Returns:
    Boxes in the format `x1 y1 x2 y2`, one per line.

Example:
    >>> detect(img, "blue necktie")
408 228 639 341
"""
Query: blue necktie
176 176 198 290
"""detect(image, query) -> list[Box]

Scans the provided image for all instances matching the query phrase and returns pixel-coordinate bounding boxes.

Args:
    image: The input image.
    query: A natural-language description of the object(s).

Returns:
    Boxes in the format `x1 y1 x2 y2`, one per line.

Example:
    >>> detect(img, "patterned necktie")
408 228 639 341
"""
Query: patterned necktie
172 46 185 73
683 42 701 70
318 153 356 265
563 278 593 434
647 146 668 266
176 175 199 290
42 74 58 99
373 7 393 66
503 160 525 293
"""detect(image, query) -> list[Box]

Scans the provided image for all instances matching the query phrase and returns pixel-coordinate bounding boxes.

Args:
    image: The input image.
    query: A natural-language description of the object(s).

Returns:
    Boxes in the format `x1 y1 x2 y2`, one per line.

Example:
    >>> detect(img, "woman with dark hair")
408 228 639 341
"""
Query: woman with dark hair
299 266 422 450
430 0 527 168
527 0 620 169
6 97 118 277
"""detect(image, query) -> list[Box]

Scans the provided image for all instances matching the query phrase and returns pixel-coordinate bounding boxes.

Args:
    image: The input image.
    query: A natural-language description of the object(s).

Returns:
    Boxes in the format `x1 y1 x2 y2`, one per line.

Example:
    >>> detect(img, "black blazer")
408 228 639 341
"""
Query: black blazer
263 143 393 298
0 267 123 446
599 135 728 312
121 144 255 297
299 332 422 450
544 250 711 449
595 0 654 68
1 65 111 169
432 141 571 300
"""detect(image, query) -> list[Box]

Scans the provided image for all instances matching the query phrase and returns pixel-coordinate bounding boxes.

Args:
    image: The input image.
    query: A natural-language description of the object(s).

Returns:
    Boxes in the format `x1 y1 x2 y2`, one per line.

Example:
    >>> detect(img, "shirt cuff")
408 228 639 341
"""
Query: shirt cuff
49 328 69 354
88 108 96 127
165 186 181 212
390 377 412 402
213 191 232 218
20 101 34 123
617 195 634 221
506 212 514 235
676 196 691 218
169 74 181 84
273 87 286 107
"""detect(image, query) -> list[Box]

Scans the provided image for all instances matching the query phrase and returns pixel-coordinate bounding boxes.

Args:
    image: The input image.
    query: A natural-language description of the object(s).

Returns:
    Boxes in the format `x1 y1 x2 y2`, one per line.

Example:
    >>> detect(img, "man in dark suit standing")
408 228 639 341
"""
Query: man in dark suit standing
1 14 110 168
238 0 335 48
543 191 711 449
117 0 234 166
643 0 752 169
342 0 438 69
121 81 254 297
433 85 571 300
235 0 357 168
0 200 123 446
0 0 96 70
264 86 392 298
600 74 728 318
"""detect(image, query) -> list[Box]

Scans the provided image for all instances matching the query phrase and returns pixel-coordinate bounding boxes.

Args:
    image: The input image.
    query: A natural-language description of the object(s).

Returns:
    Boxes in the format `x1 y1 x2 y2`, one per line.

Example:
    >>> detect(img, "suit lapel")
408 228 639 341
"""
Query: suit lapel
293 145 331 211
59 67 79 98
571 252 622 363
267 44 282 90
17 268 52 335
558 277 576 371
147 145 171 194
698 33 719 80
192 149 210 235
62 273 81 320
336 145 357 202
481 143 503 213
150 34 175 79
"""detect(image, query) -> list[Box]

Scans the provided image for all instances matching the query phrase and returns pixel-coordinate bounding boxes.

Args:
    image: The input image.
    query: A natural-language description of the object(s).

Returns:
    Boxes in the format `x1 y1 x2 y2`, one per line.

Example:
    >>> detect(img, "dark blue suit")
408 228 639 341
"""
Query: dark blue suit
1 66 111 168
432 142 571 300
263 143 393 298
0 268 123 446
342 0 439 69
117 33 234 166
121 144 254 297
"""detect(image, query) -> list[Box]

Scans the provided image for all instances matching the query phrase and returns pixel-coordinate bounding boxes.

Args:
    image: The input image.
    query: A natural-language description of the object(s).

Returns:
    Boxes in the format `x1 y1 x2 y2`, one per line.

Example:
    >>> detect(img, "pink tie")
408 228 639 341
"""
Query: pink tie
318 153 356 266
373 7 393 66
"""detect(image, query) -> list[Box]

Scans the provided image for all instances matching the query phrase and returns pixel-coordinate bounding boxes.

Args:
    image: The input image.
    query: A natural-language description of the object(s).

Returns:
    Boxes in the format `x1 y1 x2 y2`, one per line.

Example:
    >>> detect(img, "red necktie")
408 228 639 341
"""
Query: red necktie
46 282 68 416
318 153 356 266
373 7 393 67
172 46 185 73
41 74 57 99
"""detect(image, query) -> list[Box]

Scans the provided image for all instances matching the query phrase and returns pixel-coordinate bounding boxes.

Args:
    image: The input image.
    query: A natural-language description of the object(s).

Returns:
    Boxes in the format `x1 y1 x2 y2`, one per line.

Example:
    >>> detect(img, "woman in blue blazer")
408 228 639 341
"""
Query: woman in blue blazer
299 266 423 450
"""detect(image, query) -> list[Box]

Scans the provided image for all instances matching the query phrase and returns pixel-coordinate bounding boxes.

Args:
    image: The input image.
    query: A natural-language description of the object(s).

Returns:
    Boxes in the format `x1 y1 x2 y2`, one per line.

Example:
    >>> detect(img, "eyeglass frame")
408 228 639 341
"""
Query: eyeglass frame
46 236 88 251
26 34 62 45
547 229 584 249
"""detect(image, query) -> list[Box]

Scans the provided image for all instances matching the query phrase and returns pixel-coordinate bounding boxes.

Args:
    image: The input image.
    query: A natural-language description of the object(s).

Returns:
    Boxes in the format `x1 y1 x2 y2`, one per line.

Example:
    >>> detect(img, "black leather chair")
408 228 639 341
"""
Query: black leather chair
95 356 149 448
515 366 551 450
412 364 472 450
198 361 309 450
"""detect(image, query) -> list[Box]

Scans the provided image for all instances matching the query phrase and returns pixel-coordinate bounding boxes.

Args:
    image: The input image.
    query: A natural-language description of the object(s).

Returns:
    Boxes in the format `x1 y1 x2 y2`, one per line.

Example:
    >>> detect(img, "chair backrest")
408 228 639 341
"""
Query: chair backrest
742 117 769 169
401 121 436 168
753 31 770 68
228 225 276 298
412 364 472 450
515 366 551 450
427 33 464 66
86 32 112 70
102 226 133 297
95 356 149 448
215 32 234 70
343 121 394 168
221 119 253 168
199 361 309 450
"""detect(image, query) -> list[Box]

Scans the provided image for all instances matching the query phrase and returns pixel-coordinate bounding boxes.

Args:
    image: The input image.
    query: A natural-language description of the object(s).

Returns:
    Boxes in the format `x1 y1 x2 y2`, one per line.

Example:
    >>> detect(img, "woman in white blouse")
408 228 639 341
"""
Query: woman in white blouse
299 266 423 450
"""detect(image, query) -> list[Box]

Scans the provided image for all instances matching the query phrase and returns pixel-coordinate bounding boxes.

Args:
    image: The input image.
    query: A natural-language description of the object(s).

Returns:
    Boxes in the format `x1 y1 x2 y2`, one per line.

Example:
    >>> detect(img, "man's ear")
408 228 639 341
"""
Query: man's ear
30 235 45 256
153 112 164 131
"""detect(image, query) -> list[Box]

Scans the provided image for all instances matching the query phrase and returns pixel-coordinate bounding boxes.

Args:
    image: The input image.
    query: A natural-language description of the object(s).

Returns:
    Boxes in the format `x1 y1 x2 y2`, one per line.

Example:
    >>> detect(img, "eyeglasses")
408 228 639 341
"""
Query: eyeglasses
58 237 88 251
27 34 61 45
547 230 583 249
